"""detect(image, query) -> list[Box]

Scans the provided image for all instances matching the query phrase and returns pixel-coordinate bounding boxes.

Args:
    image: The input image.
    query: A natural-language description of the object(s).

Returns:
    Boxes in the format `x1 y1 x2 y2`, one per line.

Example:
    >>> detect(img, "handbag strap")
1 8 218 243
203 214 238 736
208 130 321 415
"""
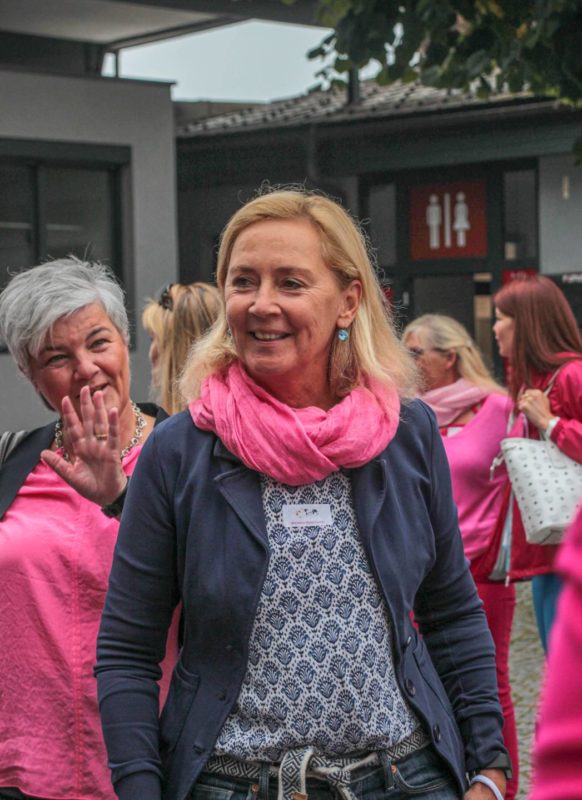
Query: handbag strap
0 430 29 465
490 406 517 480
542 366 564 397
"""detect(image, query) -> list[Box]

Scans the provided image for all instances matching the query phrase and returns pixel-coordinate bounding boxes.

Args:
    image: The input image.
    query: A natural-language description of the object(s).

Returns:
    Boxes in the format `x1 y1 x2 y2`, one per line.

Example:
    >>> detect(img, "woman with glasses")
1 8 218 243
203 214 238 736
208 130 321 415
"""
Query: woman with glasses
403 314 517 800
142 282 221 414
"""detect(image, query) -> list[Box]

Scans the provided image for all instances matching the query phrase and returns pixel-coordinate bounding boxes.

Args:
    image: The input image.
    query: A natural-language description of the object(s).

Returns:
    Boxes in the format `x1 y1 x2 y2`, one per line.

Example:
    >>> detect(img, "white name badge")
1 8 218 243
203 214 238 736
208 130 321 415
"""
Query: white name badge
282 503 333 527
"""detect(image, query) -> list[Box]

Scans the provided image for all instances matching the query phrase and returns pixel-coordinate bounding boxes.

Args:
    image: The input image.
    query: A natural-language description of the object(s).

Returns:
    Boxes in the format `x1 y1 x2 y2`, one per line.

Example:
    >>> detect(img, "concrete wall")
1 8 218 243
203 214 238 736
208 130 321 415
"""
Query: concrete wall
178 176 360 283
539 153 582 274
178 183 258 284
0 70 178 430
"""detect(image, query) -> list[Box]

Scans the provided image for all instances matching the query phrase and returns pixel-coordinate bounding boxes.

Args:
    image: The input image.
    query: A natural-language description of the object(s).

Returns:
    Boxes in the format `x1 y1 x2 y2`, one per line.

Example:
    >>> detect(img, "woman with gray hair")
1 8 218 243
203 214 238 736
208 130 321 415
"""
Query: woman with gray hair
0 258 175 800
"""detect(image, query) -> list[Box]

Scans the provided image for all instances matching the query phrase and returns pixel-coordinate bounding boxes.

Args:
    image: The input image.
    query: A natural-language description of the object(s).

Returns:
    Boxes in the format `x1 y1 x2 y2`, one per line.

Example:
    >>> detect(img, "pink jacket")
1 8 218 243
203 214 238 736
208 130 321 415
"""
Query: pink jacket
506 357 582 580
530 505 582 799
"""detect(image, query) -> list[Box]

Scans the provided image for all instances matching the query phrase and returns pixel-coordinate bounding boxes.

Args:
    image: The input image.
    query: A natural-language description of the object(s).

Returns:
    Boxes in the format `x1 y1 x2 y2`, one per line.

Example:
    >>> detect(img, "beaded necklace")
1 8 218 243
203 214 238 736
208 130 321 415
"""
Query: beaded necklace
54 400 146 462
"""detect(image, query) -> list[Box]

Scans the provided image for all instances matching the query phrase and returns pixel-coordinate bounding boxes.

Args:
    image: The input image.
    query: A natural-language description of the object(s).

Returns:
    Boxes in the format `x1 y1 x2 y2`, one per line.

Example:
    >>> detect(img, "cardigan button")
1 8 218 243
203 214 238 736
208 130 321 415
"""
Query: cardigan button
433 724 441 742
404 678 416 696
404 635 412 649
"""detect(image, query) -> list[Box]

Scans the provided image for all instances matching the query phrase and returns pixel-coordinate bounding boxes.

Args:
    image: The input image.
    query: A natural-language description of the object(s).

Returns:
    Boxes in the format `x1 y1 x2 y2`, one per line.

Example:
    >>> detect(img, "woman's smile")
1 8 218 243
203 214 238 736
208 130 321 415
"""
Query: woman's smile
250 330 290 341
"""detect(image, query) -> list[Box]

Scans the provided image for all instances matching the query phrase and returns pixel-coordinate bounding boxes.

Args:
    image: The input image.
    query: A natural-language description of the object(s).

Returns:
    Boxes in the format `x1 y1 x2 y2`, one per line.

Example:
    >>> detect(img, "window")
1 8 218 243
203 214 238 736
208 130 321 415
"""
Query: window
0 142 130 294
368 183 397 267
503 169 537 261
44 167 114 263
0 164 35 278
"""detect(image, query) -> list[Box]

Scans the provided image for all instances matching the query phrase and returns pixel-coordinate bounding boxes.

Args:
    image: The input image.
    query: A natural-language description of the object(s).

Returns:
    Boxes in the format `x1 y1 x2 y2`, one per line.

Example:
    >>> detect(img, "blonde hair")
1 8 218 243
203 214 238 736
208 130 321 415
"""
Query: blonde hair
180 187 417 403
403 313 504 393
143 282 221 414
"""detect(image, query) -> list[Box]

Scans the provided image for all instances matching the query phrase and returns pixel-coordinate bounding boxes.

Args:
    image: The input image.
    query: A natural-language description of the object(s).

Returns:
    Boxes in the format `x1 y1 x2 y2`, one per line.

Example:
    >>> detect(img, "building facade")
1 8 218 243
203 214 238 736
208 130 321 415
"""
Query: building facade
0 70 178 427
177 81 582 370
0 0 321 430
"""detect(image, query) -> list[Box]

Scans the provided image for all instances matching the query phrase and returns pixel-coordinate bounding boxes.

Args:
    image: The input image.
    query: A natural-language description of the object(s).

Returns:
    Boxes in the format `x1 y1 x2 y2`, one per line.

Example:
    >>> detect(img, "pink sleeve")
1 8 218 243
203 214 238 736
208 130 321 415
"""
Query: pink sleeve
549 363 582 463
530 508 582 799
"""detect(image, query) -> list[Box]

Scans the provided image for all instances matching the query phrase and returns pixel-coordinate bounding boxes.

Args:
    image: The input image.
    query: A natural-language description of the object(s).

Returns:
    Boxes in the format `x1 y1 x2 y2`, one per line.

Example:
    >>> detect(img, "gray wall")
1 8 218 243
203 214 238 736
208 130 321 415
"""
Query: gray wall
540 153 582 274
0 70 178 430
178 176 360 283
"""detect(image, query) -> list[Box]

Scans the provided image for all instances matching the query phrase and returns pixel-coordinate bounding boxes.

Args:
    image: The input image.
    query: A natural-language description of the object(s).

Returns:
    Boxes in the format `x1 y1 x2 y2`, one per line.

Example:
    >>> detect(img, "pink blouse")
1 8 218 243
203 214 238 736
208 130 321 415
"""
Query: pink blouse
0 446 177 800
440 393 512 561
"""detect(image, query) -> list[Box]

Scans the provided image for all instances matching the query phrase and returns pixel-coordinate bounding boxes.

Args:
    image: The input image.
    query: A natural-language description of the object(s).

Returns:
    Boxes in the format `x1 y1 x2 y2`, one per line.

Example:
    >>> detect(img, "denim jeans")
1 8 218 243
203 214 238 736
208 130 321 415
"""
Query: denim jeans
190 747 460 800
0 793 33 799
532 573 563 654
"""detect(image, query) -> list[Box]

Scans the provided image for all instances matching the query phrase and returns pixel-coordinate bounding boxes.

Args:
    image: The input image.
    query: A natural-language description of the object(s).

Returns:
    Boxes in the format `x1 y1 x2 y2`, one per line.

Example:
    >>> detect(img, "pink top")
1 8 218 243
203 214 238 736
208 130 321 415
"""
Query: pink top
0 446 177 800
440 393 512 561
530 505 582 799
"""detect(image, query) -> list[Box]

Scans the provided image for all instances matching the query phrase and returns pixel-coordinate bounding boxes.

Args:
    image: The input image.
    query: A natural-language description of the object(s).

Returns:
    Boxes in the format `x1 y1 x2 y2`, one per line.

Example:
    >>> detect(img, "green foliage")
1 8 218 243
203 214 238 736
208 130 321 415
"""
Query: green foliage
289 0 582 106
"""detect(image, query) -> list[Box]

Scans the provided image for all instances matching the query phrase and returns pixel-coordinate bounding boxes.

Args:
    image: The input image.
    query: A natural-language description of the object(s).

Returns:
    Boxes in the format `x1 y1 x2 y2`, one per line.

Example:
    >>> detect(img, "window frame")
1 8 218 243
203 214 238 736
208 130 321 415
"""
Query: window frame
0 137 130 277
0 138 133 348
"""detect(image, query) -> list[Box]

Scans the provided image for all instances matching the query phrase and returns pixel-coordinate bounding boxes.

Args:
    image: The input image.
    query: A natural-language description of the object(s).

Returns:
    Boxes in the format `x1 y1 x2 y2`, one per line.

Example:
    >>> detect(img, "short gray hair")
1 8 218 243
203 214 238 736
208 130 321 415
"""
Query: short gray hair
0 257 129 377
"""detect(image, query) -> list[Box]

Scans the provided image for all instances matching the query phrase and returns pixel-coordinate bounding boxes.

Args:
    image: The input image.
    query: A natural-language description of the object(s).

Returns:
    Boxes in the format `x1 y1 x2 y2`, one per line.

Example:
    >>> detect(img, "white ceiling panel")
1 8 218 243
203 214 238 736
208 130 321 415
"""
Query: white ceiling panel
0 0 220 43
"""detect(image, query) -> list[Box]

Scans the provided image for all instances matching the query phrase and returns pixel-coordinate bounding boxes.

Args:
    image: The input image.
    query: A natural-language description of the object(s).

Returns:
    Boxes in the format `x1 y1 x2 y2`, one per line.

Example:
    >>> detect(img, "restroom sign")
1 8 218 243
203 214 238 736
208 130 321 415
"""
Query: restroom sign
409 180 488 261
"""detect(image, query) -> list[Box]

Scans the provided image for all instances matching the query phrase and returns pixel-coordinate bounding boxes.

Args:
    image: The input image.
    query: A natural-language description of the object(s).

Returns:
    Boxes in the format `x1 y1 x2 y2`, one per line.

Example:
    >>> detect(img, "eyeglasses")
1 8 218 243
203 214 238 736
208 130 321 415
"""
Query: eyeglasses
158 283 174 311
407 346 448 359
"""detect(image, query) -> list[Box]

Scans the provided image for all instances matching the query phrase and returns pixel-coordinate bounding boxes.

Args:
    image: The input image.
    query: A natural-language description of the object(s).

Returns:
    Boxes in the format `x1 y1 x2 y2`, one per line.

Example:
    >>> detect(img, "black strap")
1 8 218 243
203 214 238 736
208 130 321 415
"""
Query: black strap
0 430 29 464
0 423 55 520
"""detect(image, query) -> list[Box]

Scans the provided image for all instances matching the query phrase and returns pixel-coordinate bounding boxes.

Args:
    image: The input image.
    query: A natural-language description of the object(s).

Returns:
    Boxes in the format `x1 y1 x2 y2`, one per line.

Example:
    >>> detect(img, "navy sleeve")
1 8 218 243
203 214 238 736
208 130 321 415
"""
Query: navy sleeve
95 427 180 800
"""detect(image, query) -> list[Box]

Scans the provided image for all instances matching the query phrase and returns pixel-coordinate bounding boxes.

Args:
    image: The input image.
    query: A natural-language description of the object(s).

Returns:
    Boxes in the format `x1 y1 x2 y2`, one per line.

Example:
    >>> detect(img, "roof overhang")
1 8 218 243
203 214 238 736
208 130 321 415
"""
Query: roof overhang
0 0 319 51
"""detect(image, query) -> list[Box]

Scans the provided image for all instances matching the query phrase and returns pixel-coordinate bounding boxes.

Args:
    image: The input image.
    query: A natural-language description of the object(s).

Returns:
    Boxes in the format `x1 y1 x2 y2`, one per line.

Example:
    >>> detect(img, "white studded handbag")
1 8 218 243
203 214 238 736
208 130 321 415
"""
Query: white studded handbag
500 435 582 545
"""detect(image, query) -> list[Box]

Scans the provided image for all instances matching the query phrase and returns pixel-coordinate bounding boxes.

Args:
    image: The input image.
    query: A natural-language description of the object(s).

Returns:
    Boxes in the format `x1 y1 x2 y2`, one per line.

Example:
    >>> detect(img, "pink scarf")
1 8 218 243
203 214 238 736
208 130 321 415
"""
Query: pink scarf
421 378 491 426
189 361 401 486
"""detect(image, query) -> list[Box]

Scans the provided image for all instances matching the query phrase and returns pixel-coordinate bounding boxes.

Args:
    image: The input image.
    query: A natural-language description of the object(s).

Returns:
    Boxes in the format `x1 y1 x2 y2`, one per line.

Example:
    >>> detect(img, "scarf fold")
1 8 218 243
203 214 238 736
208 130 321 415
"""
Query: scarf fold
189 361 401 486
421 378 490 427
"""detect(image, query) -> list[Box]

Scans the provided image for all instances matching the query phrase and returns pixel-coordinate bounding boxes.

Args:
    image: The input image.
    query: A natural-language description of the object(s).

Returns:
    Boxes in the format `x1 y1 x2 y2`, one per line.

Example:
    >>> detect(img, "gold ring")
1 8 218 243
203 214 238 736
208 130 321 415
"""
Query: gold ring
95 433 108 441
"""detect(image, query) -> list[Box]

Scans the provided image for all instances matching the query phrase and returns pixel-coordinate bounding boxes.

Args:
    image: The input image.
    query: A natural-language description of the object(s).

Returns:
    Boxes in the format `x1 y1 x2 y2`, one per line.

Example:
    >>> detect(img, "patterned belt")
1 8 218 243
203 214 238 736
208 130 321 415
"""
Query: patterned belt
205 727 430 800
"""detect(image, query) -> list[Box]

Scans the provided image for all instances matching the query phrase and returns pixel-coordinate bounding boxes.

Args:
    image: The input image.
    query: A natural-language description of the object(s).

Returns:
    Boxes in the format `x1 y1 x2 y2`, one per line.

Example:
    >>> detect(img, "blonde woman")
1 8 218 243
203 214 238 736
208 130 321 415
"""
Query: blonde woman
403 314 516 800
142 282 220 414
403 314 502 428
96 189 509 800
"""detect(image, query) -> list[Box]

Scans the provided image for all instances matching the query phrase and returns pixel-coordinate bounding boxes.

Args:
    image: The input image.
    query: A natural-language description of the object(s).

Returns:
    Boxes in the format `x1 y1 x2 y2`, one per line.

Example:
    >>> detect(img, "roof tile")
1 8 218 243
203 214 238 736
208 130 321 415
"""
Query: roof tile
177 79 540 138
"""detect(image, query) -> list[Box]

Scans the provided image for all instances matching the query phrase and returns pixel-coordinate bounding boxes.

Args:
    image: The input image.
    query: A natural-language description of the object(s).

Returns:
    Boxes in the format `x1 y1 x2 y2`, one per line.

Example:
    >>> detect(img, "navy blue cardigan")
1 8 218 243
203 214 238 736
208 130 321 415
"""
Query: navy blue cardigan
95 399 507 800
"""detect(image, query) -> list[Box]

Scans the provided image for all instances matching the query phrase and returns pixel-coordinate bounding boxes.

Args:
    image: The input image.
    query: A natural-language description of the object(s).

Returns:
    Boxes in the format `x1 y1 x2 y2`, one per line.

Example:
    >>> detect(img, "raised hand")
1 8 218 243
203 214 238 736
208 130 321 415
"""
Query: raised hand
41 386 128 506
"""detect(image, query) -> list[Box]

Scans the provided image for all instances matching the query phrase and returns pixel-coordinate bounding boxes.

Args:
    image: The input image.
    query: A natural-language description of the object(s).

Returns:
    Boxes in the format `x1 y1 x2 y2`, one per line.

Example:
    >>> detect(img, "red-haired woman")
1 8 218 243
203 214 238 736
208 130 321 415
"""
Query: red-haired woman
490 274 582 653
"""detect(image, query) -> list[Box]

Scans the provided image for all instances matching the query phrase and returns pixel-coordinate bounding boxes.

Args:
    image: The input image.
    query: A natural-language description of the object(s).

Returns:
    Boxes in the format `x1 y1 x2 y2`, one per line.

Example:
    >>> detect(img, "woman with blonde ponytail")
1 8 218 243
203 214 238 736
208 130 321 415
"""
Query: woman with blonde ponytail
143 282 220 414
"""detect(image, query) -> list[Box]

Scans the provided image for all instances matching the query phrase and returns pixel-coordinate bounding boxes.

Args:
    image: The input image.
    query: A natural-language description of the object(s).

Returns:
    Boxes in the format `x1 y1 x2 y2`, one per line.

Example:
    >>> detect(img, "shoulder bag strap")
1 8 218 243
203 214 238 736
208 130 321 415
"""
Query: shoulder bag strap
0 430 29 465
0 423 55 520
543 366 564 397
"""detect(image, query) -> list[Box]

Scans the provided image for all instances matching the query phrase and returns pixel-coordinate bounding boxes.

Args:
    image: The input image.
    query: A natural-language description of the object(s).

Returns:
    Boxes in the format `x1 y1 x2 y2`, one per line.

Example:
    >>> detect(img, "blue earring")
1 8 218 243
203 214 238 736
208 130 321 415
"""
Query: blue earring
337 328 350 342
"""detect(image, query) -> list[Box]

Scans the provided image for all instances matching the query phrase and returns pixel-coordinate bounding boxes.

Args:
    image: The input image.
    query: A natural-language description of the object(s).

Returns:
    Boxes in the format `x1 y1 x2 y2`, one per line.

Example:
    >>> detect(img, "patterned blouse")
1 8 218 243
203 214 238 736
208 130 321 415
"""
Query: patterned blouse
211 470 424 763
